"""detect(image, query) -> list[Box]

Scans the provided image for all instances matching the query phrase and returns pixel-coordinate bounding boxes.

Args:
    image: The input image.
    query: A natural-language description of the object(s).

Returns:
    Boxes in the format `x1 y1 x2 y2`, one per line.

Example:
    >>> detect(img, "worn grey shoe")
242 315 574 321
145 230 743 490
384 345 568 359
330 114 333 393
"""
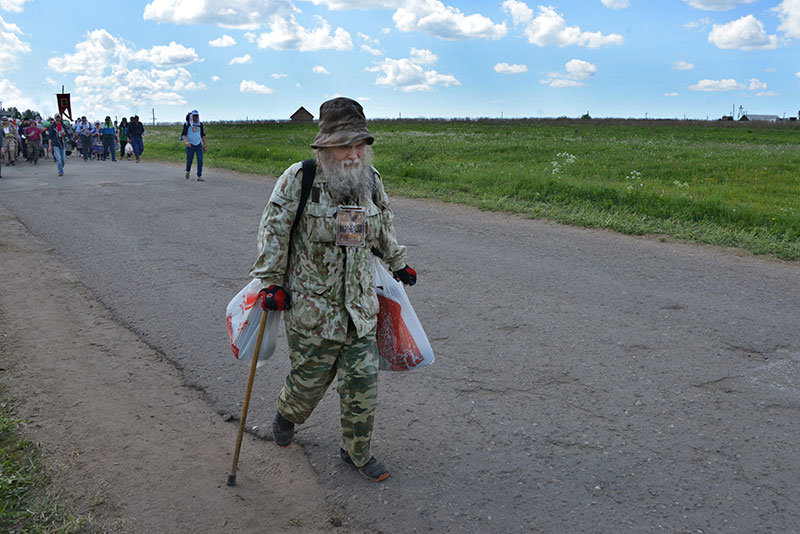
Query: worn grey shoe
340 448 389 482
185 171 189 179
272 411 294 447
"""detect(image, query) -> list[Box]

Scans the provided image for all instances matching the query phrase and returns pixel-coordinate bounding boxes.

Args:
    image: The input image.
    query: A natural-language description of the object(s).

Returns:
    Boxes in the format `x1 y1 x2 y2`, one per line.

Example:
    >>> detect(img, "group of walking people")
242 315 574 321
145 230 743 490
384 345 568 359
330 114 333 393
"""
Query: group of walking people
1 113 148 178
1 115 51 168
73 115 146 162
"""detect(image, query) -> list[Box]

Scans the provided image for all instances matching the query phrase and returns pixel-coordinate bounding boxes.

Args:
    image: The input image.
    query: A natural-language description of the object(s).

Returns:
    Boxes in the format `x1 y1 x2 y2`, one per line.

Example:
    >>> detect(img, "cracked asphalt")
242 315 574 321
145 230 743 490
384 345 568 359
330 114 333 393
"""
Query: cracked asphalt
1 158 798 533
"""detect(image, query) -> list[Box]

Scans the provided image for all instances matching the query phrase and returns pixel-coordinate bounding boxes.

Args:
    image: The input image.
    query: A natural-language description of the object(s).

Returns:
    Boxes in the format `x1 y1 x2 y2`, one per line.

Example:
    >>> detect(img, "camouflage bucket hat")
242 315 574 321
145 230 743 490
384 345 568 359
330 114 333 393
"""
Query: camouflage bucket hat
311 97 374 149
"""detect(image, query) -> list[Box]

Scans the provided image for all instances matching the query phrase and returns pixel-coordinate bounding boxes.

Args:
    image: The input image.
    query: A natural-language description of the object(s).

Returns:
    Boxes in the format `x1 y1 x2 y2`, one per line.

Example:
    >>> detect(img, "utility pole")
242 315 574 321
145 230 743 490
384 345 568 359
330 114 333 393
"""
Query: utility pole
151 108 156 126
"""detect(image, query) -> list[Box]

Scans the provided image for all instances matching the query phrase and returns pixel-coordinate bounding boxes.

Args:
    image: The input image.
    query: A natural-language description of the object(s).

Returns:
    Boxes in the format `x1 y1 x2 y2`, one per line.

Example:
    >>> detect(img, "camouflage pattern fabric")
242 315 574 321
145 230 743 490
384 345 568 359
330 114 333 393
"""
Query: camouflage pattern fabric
3 137 18 162
278 326 378 467
250 159 408 465
27 139 39 162
249 161 407 342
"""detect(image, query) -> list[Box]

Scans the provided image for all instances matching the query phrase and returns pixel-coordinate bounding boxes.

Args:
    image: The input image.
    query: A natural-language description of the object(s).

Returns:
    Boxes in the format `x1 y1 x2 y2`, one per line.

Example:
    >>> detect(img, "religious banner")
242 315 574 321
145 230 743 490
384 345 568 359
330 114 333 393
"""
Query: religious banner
56 93 72 120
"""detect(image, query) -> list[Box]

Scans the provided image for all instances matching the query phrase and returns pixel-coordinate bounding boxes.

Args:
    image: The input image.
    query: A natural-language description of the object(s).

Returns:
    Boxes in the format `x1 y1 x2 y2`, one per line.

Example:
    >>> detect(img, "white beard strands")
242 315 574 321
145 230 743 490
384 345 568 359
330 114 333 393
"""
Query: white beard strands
316 146 374 206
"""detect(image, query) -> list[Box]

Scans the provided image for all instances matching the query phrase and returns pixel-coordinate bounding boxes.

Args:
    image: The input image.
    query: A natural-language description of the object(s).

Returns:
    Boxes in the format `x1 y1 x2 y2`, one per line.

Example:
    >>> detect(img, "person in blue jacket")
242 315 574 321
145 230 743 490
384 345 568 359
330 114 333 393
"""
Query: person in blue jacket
100 116 117 161
181 109 207 181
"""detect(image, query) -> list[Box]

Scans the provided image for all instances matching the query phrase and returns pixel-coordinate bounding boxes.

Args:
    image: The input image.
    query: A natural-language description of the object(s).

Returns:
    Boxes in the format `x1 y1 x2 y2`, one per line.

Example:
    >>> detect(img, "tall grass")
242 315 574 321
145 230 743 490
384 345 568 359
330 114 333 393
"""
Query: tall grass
144 119 800 260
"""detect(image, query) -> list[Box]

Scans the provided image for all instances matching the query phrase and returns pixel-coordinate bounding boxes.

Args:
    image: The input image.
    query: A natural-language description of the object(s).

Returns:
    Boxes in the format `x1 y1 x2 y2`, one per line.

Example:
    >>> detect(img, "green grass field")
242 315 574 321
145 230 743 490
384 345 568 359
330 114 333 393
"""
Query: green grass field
144 119 800 260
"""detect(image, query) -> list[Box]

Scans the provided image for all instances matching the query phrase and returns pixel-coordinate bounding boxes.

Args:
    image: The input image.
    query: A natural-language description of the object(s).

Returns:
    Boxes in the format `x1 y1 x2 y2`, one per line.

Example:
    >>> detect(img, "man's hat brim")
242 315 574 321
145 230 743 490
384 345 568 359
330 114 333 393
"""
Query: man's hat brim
311 131 374 149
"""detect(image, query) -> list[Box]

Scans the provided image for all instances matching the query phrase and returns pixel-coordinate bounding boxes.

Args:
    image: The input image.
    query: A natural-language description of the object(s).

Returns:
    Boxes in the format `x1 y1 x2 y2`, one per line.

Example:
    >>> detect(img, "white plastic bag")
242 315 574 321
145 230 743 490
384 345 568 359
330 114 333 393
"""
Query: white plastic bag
225 279 281 367
373 259 435 371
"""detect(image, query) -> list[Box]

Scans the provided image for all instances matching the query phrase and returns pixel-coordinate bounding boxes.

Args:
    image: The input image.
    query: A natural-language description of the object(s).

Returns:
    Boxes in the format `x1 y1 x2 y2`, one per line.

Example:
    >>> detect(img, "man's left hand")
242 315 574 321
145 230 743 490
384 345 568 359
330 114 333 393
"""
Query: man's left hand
393 265 417 286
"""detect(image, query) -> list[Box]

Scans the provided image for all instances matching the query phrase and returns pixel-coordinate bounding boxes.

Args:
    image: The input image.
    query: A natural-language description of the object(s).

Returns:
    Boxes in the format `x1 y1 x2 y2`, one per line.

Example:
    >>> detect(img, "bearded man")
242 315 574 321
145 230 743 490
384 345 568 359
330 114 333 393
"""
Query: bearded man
249 97 416 482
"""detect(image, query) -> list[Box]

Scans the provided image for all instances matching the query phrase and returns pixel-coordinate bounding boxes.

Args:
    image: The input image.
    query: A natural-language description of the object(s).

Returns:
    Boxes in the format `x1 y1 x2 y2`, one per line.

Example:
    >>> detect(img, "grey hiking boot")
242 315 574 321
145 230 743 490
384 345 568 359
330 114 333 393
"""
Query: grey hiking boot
272 411 294 447
340 448 389 482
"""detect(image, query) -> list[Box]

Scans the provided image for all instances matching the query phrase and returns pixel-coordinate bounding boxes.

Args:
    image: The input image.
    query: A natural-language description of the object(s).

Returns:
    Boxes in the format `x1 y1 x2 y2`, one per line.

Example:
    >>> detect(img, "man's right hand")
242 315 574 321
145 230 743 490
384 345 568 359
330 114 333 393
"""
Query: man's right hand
259 285 291 311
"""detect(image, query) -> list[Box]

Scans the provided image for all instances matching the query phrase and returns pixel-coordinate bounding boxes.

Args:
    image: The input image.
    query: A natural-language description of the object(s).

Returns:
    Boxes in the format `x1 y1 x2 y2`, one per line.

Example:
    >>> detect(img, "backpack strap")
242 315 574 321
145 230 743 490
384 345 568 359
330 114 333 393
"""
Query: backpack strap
286 158 317 267
291 159 317 238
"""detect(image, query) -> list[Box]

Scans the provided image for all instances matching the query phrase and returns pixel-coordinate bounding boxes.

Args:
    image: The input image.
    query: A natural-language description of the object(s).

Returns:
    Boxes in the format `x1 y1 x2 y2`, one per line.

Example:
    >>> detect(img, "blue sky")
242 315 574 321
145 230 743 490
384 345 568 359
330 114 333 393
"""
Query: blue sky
1 0 798 122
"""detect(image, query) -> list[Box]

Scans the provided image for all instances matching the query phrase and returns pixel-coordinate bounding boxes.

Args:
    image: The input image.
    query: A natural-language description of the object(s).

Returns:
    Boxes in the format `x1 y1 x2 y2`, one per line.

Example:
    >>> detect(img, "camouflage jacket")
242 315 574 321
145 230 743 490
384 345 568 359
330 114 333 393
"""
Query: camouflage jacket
249 161 407 342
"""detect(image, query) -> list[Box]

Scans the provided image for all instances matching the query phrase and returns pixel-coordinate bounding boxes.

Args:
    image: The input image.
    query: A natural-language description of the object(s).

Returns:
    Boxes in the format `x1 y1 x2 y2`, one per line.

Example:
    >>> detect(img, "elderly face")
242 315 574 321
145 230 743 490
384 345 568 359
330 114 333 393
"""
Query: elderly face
330 140 366 165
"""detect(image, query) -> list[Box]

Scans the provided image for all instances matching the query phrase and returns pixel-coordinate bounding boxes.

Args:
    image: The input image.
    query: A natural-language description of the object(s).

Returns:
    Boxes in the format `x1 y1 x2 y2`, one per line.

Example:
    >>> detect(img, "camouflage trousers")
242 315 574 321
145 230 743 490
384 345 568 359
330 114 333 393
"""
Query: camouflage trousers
278 325 378 468
27 139 39 162
3 138 17 162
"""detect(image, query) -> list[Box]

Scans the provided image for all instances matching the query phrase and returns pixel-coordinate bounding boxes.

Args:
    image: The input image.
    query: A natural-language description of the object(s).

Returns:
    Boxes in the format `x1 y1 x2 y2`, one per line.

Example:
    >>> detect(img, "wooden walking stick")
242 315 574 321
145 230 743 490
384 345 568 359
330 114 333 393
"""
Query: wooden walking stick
226 309 269 487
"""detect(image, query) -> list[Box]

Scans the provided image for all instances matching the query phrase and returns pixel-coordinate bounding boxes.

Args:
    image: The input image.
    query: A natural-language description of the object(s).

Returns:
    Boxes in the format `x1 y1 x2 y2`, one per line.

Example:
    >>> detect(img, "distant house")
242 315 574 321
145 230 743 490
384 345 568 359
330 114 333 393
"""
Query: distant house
290 106 313 122
739 114 780 122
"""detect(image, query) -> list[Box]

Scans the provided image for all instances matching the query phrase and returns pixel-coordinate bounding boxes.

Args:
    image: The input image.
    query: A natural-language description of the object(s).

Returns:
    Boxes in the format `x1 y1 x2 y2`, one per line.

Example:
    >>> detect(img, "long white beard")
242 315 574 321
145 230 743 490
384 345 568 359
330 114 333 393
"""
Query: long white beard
316 147 374 205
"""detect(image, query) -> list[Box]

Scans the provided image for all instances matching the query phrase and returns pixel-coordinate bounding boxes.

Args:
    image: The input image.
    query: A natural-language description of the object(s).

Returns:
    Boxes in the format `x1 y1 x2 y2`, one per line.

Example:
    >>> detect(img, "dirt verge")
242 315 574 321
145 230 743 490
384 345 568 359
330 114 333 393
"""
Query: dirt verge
0 203 370 533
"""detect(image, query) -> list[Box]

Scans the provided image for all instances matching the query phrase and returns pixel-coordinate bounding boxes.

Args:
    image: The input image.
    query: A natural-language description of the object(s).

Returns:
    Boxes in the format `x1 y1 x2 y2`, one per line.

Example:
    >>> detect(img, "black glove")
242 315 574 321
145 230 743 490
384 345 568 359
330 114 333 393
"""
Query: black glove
259 285 291 311
393 265 417 286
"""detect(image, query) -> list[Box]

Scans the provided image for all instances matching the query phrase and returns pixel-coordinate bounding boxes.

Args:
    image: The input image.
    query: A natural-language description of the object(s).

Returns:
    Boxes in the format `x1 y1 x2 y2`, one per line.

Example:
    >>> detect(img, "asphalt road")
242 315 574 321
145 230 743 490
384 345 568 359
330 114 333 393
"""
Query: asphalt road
1 157 798 533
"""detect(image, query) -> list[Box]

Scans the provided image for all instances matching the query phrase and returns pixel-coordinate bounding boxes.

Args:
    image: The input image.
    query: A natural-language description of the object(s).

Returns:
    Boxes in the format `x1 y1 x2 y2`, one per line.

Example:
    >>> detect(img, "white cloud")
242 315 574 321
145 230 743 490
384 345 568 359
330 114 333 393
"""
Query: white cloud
393 0 507 40
708 15 780 50
243 32 257 42
312 65 330 74
365 48 460 92
359 32 382 56
684 17 711 30
601 0 630 9
774 0 800 39
410 47 437 65
688 78 745 91
494 62 528 74
306 0 398 8
310 0 508 40
756 90 779 96
764 67 777 72
0 78 36 110
541 58 597 87
682 0 757 10
748 78 767 90
673 60 695 70
209 35 236 47
271 73 288 78
0 0 32 12
48 29 130 77
211 75 220 81
0 15 30 68
47 30 205 117
361 43 382 55
503 1 624 48
229 54 253 64
240 80 274 94
143 0 294 30
135 42 200 66
255 15 353 51
665 92 680 96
